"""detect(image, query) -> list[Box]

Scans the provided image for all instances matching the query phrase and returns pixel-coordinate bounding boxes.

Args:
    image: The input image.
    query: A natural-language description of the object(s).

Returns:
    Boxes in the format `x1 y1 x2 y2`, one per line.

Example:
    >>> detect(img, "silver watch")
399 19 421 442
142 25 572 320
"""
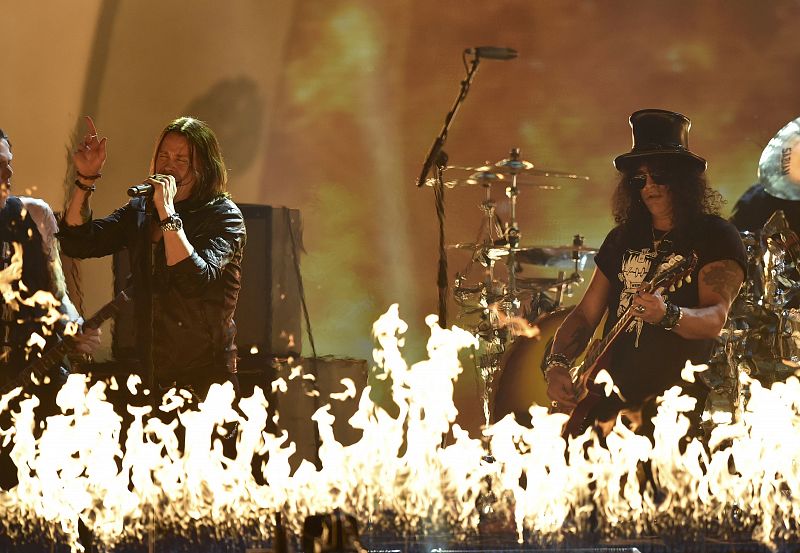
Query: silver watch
159 213 183 232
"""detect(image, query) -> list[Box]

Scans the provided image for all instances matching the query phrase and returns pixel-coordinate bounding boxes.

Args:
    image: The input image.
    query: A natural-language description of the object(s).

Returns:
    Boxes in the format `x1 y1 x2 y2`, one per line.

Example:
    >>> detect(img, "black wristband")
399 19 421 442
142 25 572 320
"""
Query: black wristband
544 352 572 368
658 301 682 330
74 179 96 193
76 171 102 180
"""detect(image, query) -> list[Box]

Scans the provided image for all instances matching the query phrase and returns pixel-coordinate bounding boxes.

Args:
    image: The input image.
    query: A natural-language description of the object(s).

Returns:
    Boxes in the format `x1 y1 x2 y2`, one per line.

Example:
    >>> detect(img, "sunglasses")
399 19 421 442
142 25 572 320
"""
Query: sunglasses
628 171 674 189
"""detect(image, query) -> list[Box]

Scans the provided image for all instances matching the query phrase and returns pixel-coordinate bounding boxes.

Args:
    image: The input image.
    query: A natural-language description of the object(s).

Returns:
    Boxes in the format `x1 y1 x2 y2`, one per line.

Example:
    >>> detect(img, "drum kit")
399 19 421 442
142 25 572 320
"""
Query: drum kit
429 147 592 426
703 116 800 430
703 209 800 429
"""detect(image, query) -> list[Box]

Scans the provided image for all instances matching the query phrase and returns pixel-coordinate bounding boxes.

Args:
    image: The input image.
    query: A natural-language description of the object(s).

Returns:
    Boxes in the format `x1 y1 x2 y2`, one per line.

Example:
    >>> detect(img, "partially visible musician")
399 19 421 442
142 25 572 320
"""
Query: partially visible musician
544 109 746 437
0 128 101 492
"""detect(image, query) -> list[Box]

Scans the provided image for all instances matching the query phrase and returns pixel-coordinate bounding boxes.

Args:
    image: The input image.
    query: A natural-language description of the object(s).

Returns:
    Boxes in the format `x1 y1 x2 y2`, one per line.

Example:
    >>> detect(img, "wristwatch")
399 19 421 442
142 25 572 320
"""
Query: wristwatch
159 213 183 232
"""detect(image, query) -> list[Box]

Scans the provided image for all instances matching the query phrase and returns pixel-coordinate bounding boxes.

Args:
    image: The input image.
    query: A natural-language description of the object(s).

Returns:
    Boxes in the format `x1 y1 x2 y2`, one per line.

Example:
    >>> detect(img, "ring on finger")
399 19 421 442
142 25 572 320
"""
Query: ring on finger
635 305 645 313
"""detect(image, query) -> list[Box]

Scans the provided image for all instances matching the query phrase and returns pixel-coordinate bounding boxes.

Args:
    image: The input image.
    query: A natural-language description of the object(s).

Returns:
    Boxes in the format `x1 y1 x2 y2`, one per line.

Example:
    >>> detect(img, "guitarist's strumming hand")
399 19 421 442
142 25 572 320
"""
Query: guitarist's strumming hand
631 289 668 325
545 358 577 414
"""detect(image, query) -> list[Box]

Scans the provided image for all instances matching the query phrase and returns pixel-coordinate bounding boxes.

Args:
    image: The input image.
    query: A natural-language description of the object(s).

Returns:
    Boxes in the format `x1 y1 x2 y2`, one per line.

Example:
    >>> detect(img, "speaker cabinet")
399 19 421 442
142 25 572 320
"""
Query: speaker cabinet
111 204 303 366
271 356 367 468
236 204 303 366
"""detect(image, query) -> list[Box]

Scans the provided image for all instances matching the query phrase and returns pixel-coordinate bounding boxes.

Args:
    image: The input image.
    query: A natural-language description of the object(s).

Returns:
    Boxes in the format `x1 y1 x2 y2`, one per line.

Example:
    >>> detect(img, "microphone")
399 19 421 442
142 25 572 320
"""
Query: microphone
464 46 518 60
127 183 154 197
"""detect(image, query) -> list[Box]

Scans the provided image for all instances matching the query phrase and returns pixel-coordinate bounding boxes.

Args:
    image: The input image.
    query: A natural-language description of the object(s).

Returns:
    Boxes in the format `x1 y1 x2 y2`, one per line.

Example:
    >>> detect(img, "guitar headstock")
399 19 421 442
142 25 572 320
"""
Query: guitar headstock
649 252 698 293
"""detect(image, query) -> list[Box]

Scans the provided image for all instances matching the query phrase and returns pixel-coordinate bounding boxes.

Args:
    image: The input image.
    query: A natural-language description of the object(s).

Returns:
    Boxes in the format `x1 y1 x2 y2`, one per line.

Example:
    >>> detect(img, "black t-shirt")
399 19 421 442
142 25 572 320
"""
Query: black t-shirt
594 215 747 406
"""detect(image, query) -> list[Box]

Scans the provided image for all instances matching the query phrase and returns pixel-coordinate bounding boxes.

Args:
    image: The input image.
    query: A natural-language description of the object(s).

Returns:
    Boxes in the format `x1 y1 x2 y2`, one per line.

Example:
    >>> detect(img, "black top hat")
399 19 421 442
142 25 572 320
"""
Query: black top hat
613 109 707 172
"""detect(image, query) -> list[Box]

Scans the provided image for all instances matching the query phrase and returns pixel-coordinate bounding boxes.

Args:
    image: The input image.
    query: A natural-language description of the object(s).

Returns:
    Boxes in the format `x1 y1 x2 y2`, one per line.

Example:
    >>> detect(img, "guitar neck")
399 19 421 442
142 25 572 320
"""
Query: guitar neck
0 288 132 395
576 280 663 381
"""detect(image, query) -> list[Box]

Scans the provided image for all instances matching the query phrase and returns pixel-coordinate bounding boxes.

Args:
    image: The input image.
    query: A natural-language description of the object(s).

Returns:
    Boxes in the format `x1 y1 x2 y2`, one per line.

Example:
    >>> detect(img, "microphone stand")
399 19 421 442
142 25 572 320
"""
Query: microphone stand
140 194 156 398
416 53 483 328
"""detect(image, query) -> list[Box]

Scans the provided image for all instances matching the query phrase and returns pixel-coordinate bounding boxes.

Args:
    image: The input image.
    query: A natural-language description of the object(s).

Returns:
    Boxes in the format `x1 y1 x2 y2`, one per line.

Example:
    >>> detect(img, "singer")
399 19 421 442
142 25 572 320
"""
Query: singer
57 116 246 399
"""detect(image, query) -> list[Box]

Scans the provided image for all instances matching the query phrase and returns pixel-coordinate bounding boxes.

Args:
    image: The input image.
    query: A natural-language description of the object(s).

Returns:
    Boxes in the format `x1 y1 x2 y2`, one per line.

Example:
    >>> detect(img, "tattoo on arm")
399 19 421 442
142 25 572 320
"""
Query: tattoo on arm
701 260 744 301
562 324 593 359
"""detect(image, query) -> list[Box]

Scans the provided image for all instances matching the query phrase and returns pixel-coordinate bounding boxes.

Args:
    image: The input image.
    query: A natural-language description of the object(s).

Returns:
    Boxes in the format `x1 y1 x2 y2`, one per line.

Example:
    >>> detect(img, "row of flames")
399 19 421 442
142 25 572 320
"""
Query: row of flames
1 245 799 551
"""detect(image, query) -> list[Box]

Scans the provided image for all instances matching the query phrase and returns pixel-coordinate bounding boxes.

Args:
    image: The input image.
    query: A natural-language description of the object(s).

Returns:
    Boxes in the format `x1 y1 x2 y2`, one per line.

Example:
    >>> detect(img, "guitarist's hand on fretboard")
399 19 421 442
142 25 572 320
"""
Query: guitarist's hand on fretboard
631 288 668 325
65 325 102 356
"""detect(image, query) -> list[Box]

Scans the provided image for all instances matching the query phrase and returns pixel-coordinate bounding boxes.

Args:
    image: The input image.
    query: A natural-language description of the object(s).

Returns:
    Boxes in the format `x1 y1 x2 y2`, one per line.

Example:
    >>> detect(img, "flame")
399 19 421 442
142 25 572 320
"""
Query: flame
488 301 541 339
3 301 800 550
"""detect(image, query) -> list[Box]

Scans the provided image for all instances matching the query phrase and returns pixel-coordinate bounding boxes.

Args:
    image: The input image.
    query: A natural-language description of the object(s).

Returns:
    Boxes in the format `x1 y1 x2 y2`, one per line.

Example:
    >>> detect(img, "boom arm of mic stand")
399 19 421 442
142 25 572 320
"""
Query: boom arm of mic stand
415 56 481 187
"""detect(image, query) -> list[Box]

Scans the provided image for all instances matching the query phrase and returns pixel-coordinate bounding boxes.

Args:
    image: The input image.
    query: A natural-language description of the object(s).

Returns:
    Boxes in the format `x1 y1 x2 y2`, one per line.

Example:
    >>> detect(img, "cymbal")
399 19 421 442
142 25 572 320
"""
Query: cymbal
758 116 800 200
444 164 590 182
440 170 562 190
447 242 598 268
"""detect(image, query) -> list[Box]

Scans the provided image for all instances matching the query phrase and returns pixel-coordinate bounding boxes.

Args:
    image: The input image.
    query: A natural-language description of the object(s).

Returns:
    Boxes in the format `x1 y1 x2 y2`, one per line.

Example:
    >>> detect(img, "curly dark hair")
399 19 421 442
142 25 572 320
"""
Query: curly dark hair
611 155 724 231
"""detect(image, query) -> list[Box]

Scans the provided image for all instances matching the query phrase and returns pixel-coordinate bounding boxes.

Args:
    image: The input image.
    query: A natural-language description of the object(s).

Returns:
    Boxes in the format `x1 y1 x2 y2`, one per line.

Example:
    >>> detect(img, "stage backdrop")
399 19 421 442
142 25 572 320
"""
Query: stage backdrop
5 0 800 433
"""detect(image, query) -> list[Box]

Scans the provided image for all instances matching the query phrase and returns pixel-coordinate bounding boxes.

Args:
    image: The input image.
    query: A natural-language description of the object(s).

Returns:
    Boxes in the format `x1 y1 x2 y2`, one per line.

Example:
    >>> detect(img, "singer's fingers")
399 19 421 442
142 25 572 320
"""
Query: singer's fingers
151 174 176 187
84 115 98 136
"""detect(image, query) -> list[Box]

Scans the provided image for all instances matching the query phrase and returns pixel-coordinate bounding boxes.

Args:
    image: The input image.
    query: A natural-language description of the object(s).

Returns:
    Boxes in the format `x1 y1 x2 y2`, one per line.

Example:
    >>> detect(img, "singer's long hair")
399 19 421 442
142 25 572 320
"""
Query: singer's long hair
150 116 228 203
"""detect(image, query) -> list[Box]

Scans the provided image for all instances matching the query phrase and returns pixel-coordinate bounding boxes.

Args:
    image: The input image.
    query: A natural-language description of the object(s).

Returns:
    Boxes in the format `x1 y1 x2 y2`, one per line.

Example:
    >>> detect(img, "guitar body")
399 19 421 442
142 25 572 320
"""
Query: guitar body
562 346 614 438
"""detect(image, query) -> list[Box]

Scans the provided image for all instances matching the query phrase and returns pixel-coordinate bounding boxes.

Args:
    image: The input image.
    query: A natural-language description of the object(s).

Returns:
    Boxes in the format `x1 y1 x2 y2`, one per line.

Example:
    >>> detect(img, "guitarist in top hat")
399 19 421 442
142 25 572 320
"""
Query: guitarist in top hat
544 109 747 438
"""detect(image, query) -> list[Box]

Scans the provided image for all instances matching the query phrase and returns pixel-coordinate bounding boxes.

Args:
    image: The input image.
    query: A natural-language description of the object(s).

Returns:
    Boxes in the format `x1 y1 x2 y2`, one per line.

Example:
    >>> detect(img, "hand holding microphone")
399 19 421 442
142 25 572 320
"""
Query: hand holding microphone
128 174 178 221
127 174 177 200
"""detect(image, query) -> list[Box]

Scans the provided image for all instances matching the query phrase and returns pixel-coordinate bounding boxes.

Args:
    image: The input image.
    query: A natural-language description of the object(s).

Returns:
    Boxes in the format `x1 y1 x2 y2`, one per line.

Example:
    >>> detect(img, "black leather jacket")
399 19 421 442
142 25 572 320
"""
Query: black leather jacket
57 194 246 386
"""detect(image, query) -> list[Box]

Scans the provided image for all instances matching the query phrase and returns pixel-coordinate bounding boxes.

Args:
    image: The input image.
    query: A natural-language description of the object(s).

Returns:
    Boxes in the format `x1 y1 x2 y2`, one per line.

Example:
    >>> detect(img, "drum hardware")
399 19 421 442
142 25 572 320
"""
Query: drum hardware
444 148 591 427
703 212 800 432
777 308 800 368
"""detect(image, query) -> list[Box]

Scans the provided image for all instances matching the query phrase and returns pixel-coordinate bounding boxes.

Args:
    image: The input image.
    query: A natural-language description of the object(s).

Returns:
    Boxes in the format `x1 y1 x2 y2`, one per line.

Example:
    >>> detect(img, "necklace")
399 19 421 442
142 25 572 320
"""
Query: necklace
652 226 672 255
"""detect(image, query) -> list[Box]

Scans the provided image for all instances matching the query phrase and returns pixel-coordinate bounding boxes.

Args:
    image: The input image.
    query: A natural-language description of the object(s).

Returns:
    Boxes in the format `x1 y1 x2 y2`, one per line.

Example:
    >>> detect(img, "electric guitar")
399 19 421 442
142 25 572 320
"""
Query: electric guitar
0 288 133 396
561 252 698 438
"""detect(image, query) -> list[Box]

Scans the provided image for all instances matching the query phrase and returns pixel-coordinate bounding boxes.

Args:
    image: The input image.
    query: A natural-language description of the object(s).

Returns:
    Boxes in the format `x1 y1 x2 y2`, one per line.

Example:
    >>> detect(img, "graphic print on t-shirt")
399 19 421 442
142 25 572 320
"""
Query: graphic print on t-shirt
618 246 677 341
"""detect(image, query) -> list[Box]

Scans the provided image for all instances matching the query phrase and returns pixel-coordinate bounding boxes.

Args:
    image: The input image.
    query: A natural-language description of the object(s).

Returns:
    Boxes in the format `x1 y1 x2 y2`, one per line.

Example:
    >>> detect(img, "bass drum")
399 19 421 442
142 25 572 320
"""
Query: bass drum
493 306 574 424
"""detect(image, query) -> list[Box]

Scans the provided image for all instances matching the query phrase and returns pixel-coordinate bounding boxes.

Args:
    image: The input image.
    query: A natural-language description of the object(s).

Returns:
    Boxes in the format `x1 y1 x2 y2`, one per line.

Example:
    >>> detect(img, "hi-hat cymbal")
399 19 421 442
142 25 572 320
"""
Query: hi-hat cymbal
759 116 800 200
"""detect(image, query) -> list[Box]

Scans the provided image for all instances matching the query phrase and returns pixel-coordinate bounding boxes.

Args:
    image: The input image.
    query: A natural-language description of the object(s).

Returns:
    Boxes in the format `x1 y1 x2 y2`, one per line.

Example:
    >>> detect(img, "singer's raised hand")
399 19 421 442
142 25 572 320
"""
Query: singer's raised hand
73 116 108 180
